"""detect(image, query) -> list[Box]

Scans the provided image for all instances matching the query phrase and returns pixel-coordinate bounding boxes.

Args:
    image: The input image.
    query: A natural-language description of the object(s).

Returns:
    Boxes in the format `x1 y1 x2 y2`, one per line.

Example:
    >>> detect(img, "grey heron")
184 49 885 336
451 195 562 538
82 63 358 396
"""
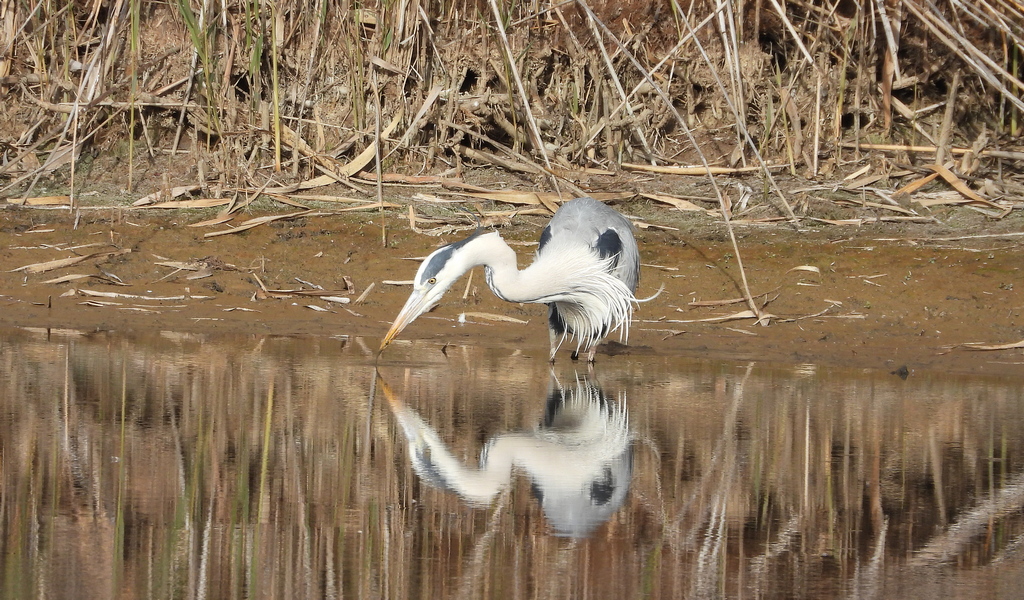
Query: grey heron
379 197 643 361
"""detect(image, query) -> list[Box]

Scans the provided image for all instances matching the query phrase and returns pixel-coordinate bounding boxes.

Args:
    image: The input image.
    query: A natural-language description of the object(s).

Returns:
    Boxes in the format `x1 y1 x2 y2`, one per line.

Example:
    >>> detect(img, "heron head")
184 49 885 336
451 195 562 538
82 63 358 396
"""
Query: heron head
379 231 486 352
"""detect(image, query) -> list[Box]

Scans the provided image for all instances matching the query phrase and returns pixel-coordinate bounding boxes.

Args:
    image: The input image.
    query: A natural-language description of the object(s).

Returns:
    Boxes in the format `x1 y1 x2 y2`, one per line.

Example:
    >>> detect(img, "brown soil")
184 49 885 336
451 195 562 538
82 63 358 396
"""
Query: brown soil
2 178 1023 378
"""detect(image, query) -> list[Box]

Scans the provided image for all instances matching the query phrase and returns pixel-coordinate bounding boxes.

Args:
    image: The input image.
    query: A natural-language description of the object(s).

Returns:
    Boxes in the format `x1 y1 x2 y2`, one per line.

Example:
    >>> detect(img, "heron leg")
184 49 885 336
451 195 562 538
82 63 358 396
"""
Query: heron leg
584 345 597 363
547 304 566 363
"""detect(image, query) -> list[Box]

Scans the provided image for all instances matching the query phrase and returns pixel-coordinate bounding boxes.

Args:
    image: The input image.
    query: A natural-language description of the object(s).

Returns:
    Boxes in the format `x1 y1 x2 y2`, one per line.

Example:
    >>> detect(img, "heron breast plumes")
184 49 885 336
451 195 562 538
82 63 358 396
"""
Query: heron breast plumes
514 240 638 354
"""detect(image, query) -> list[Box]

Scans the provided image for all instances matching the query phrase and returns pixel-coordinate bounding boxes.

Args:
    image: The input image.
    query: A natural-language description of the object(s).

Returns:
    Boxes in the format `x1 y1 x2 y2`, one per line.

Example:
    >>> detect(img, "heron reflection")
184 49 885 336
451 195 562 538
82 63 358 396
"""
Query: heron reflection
380 373 633 538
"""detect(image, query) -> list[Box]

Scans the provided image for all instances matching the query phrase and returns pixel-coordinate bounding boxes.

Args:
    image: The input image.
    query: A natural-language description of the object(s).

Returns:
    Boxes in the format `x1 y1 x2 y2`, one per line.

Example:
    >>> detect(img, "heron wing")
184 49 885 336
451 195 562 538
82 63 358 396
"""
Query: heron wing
538 197 640 293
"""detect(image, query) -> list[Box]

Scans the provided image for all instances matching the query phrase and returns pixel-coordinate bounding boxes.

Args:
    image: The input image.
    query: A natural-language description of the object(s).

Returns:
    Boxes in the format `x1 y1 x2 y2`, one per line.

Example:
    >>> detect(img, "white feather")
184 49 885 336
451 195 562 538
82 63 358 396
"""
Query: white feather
487 234 637 354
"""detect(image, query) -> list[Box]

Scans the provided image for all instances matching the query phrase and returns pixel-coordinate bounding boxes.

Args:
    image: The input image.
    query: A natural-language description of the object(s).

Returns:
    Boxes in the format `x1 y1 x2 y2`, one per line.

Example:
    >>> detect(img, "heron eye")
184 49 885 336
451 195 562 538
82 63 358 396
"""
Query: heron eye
427 277 437 285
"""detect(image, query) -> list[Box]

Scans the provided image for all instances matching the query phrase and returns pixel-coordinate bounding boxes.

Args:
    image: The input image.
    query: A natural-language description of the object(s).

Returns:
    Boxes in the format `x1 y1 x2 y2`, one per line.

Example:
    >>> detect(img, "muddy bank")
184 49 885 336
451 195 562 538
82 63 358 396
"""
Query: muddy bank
1 199 1022 378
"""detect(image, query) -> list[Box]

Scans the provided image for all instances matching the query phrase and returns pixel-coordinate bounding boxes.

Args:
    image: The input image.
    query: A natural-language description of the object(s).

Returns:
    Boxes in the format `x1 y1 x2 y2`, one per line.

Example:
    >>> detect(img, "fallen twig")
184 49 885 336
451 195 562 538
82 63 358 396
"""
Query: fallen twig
961 339 1024 351
842 142 1024 161
11 249 131 274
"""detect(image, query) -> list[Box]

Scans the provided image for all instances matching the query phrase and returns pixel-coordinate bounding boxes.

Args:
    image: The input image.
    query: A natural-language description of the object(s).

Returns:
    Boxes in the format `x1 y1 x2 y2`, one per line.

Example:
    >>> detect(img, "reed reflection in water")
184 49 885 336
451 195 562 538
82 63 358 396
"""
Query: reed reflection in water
1 328 1023 599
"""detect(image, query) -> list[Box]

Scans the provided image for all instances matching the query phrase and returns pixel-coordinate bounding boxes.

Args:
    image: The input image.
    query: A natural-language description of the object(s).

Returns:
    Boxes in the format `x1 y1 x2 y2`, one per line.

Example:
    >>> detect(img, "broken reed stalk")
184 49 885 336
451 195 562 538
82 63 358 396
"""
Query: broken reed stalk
171 0 203 156
813 72 821 177
719 0 744 160
293 0 328 174
128 0 139 193
582 8 654 163
69 102 79 213
372 67 384 211
842 142 1024 160
270 0 282 172
484 0 555 180
935 71 961 165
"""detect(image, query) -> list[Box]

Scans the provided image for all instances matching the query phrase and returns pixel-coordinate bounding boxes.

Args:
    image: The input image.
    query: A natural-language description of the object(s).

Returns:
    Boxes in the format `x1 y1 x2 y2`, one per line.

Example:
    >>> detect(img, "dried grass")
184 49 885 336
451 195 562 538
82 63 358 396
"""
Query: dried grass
0 0 1019 201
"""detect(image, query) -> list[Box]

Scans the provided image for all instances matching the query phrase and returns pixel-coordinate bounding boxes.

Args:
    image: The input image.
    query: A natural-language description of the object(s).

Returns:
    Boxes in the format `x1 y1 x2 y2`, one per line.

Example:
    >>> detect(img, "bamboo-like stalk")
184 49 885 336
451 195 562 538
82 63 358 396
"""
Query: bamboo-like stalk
935 71 962 165
269 0 281 171
127 0 138 192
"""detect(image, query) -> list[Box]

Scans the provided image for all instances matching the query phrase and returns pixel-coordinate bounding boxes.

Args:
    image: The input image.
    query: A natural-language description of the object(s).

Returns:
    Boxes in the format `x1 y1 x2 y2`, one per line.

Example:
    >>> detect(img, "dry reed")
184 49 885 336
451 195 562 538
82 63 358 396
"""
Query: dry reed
0 0 1020 207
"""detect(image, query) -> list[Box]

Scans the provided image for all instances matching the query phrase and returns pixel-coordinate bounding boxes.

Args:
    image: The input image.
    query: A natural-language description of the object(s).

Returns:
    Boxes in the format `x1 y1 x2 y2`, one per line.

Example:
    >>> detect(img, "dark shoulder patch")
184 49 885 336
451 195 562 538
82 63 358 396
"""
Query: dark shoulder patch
538 224 553 252
421 230 481 281
590 468 615 505
595 229 622 260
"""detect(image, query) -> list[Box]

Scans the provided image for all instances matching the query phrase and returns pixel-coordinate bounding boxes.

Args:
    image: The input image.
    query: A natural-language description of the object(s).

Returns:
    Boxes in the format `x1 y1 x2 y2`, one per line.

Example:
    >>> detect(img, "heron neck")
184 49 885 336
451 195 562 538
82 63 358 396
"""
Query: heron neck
471 233 561 303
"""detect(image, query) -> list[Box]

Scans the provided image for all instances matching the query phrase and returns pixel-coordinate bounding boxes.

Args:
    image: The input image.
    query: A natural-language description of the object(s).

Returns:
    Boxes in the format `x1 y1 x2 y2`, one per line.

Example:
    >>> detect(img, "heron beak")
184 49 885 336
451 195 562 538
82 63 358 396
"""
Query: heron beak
379 289 436 352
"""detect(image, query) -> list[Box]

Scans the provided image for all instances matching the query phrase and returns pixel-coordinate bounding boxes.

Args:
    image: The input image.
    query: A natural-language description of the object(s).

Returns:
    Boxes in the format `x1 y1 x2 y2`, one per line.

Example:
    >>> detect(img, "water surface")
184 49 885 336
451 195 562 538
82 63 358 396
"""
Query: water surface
2 328 1022 598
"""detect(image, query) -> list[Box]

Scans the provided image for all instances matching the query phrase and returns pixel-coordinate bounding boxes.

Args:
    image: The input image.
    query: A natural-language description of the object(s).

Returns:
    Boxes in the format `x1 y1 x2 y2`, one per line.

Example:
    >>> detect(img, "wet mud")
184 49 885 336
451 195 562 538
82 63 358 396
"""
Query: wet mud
1 200 1022 377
